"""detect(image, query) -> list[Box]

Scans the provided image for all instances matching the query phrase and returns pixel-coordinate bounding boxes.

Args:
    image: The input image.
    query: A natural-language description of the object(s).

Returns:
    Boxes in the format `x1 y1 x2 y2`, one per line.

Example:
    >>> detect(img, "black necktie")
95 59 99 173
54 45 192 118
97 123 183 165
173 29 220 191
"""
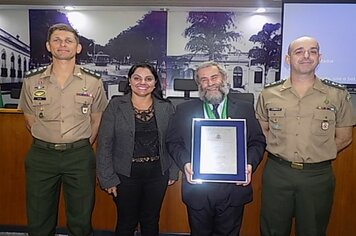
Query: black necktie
212 104 220 119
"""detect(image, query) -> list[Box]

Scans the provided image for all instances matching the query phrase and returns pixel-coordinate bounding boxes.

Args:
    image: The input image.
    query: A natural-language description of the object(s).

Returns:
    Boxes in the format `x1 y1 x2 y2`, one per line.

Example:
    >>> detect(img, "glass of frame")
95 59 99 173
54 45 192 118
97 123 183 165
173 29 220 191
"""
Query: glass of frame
191 118 247 183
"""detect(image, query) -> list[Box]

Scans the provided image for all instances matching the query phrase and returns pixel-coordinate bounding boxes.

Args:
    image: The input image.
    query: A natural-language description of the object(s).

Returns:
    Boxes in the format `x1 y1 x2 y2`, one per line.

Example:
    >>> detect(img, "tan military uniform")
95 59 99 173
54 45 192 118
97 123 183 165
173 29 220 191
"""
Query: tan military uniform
18 64 108 143
256 77 354 163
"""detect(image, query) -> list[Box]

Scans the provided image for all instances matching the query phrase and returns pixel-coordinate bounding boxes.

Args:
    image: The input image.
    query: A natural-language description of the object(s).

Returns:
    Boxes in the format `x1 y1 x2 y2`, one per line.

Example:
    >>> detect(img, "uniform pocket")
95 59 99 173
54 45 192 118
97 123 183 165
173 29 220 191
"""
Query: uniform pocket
32 98 55 120
268 108 286 132
267 108 286 146
74 95 93 117
312 110 335 136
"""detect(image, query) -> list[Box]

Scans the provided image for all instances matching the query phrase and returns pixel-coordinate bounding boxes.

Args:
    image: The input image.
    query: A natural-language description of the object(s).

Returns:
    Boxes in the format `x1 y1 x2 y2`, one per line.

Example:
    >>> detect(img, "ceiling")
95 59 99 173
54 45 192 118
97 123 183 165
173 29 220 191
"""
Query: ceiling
0 0 283 9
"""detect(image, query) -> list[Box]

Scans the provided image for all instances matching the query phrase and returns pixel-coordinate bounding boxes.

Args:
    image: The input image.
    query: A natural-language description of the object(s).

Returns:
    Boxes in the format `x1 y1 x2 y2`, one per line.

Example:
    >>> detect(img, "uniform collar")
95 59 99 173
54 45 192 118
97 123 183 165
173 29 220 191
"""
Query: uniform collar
39 64 83 80
312 77 328 94
279 78 292 91
73 65 85 80
38 65 52 80
282 76 327 94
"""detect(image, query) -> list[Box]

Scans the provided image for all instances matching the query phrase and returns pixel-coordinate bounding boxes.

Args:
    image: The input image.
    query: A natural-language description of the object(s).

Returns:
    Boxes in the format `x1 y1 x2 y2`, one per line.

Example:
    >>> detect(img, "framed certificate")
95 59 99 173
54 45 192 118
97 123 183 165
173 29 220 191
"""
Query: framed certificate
191 118 247 183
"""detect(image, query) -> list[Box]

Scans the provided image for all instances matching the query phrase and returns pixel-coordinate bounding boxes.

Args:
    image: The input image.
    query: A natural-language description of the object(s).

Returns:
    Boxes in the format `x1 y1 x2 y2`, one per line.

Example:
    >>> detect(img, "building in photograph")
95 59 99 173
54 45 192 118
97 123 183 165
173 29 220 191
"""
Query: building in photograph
0 27 30 87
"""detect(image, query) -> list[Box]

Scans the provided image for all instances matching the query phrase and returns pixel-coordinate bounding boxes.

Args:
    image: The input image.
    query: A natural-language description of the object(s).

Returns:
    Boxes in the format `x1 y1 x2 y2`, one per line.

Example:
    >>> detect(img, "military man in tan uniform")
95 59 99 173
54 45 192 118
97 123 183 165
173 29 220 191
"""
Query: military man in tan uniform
256 36 355 236
18 23 107 236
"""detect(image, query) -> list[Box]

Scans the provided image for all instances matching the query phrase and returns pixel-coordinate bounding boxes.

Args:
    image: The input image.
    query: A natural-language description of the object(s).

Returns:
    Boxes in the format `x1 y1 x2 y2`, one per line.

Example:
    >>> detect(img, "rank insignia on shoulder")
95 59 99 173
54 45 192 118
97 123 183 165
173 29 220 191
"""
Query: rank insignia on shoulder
80 67 101 79
346 93 352 102
320 79 346 90
264 80 285 88
24 66 47 78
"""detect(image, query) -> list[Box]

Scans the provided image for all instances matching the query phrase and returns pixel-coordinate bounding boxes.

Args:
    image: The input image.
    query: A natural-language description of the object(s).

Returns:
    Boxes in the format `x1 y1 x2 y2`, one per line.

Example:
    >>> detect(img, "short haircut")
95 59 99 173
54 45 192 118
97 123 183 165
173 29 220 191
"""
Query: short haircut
195 61 228 83
47 23 79 43
287 36 320 55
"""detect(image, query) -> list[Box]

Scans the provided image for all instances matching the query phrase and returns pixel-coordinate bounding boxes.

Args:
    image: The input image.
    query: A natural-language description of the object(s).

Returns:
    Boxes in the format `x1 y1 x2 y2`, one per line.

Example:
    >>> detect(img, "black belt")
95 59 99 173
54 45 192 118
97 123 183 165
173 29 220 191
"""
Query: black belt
132 156 160 163
268 153 331 170
33 138 90 151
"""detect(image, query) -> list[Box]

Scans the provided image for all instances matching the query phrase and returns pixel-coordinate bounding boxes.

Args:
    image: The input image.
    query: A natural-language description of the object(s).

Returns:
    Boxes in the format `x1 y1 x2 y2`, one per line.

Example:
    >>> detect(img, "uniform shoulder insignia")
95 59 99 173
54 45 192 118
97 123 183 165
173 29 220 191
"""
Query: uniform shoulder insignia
24 66 47 78
320 79 346 90
80 67 101 79
264 80 284 88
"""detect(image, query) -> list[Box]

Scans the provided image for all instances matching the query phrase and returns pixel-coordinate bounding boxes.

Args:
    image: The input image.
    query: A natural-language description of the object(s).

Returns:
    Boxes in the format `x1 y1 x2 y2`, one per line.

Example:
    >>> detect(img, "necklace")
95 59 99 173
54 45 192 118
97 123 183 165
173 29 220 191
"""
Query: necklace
134 104 154 121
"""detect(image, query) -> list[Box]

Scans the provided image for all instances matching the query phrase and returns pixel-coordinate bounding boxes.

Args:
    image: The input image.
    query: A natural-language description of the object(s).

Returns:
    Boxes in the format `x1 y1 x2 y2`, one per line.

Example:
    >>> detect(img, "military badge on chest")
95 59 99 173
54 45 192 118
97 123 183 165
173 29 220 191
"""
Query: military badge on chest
268 107 283 130
76 87 93 115
321 120 329 131
81 102 89 114
33 80 46 101
271 122 280 130
317 100 335 131
33 82 47 119
33 90 46 100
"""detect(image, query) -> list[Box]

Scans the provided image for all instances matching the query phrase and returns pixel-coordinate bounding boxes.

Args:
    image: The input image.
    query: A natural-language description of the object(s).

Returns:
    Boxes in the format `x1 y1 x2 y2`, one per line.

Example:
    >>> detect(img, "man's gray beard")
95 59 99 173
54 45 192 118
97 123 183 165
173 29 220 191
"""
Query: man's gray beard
199 83 229 105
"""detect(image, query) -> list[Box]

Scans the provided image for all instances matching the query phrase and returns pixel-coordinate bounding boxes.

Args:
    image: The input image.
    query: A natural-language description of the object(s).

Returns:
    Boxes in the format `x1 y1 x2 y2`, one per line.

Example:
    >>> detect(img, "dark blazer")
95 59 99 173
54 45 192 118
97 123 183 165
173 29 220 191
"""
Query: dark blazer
97 94 179 189
166 94 266 209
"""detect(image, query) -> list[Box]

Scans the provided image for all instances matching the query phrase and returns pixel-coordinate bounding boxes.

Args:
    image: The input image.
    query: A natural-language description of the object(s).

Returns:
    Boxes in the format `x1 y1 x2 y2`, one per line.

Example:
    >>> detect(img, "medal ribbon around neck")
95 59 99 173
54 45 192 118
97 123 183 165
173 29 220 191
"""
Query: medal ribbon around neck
203 96 227 119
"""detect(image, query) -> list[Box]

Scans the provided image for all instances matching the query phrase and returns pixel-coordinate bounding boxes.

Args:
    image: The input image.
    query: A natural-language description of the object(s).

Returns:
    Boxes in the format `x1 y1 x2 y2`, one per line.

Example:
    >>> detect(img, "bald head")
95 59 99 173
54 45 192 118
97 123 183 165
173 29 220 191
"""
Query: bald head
287 36 320 55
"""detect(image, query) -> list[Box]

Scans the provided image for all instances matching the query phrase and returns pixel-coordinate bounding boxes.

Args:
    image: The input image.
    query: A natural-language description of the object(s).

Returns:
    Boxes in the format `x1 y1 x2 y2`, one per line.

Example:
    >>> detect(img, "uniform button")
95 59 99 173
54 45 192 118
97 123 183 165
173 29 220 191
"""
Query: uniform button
61 120 64 123
296 134 299 136
296 116 300 120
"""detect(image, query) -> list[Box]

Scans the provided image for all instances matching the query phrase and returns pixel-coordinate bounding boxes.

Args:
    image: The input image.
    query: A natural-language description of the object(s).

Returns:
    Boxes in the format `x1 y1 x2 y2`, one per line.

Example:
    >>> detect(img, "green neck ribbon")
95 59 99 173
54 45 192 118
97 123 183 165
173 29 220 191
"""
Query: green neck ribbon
203 96 227 119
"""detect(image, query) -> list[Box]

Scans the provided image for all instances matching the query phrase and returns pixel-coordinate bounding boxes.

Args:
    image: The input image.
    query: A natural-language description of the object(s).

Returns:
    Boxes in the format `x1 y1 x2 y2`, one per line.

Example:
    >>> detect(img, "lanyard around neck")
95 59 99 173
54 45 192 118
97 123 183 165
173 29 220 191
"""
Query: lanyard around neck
203 97 227 119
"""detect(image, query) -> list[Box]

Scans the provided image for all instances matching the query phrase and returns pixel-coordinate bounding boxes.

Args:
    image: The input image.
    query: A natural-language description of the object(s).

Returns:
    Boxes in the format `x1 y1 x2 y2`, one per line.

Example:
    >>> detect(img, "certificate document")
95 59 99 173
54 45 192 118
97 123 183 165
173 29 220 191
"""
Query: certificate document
200 126 237 174
191 119 247 183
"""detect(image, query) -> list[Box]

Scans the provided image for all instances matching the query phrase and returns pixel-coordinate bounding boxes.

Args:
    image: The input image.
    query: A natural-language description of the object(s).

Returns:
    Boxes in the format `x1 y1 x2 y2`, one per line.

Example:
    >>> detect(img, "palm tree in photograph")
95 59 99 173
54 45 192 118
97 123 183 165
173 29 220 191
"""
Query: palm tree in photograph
184 12 241 60
248 23 282 82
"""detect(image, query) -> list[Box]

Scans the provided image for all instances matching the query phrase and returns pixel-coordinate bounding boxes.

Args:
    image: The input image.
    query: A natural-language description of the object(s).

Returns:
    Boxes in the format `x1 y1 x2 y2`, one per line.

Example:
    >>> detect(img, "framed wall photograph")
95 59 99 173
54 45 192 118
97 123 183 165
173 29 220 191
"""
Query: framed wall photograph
191 118 247 183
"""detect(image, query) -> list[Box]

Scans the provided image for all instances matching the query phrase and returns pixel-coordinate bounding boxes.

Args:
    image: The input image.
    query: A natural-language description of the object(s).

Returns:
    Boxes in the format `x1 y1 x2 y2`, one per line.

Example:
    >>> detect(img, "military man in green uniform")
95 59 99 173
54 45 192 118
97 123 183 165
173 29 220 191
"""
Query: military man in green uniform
18 23 108 236
256 36 355 236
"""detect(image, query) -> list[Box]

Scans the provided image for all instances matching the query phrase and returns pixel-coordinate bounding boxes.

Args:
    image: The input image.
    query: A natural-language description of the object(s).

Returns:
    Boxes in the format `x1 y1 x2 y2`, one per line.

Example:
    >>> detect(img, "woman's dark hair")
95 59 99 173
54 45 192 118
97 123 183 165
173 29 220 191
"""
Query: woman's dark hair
124 63 165 100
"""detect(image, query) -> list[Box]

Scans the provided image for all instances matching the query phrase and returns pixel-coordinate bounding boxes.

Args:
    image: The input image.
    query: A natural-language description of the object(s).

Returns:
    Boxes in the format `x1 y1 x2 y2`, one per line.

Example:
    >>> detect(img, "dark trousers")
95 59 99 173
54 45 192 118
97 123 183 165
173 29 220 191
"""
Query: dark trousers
187 184 244 236
260 157 335 236
114 160 168 236
25 142 95 236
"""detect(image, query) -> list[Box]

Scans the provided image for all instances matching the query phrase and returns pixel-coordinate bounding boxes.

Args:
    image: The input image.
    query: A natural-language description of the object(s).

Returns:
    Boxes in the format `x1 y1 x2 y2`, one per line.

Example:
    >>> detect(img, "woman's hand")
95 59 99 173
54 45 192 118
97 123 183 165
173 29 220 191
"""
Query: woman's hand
105 186 117 197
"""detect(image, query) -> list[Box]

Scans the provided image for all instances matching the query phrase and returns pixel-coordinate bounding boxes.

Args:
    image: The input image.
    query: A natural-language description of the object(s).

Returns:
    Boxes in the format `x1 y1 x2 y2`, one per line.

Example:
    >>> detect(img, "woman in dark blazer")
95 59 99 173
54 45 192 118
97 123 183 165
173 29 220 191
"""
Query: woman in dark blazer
96 63 178 236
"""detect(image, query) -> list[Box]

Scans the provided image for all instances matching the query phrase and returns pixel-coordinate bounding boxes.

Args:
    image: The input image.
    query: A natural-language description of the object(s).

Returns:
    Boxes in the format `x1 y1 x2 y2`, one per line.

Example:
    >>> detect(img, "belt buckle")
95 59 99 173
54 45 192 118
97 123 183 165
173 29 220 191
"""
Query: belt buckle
54 143 67 151
291 162 303 170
